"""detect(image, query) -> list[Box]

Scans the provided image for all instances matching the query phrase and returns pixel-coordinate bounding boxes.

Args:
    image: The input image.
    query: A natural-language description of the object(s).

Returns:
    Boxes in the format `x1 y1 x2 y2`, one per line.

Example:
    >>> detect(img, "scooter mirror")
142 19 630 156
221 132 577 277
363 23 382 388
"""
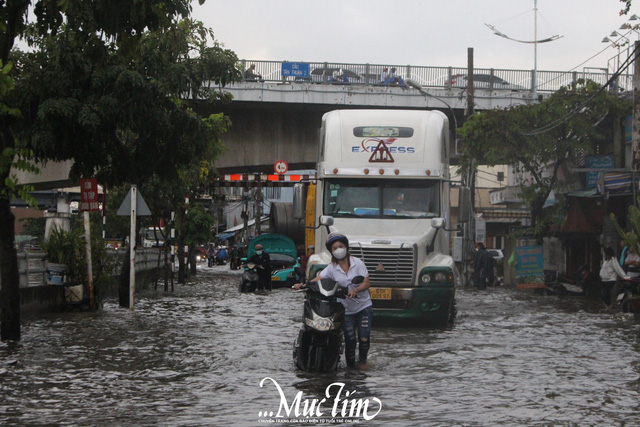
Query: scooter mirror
352 275 365 285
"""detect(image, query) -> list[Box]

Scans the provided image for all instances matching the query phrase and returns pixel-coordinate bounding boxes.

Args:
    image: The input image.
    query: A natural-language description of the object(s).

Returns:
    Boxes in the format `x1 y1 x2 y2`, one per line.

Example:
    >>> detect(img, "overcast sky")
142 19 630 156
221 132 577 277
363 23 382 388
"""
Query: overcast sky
193 0 635 74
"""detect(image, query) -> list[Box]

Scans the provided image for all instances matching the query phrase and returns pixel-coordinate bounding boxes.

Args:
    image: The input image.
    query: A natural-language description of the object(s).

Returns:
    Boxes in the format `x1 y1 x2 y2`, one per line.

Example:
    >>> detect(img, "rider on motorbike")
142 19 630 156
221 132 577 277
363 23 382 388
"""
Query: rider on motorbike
294 232 372 368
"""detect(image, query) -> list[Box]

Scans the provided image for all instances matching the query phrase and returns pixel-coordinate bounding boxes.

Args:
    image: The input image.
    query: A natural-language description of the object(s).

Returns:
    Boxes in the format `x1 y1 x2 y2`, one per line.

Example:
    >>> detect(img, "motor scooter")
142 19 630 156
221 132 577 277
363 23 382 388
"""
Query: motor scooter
545 266 598 297
292 275 364 372
238 262 260 293
615 278 640 313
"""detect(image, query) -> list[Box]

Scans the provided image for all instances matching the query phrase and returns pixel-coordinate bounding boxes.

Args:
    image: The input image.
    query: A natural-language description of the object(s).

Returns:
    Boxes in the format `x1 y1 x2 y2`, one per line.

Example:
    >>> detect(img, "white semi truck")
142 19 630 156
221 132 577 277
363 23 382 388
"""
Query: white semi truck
297 109 458 326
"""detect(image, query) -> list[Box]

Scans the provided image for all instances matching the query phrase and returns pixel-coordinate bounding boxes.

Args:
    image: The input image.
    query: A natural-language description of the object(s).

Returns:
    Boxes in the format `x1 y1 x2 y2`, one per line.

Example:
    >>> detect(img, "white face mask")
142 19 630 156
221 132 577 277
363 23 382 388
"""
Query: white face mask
332 247 347 260
256 250 263 255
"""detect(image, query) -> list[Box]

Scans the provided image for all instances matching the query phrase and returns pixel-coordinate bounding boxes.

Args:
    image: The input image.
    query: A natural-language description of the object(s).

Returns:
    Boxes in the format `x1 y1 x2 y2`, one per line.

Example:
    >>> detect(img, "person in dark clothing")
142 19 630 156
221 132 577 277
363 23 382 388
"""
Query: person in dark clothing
473 242 494 290
248 244 271 291
229 246 240 270
244 64 263 82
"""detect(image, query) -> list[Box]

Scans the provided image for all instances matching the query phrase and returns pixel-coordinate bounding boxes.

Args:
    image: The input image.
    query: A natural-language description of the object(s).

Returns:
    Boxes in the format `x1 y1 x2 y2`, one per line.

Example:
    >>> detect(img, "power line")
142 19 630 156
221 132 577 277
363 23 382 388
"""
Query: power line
522 41 639 136
538 28 636 91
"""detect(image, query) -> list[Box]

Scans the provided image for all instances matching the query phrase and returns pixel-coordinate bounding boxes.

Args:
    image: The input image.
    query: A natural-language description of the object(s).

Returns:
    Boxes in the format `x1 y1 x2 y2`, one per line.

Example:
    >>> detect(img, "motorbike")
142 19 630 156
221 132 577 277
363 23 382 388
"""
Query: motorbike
229 253 241 270
545 266 598 297
215 248 228 265
238 262 260 293
293 275 364 372
615 278 640 313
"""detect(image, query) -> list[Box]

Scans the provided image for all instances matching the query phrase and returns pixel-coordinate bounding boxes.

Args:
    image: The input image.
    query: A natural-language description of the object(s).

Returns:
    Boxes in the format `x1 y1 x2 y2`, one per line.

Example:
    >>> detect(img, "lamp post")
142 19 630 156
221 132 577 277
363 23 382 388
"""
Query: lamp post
619 23 640 40
602 31 630 91
484 0 562 102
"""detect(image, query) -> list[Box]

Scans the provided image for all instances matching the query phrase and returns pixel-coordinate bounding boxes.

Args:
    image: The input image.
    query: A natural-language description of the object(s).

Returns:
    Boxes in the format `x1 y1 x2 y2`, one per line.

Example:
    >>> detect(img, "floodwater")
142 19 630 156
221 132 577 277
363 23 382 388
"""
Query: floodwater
1 266 639 426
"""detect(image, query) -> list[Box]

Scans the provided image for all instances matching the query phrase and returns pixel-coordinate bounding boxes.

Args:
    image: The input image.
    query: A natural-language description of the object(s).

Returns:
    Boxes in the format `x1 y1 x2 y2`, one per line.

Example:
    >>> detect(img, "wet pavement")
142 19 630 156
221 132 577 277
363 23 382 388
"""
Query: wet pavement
1 264 639 426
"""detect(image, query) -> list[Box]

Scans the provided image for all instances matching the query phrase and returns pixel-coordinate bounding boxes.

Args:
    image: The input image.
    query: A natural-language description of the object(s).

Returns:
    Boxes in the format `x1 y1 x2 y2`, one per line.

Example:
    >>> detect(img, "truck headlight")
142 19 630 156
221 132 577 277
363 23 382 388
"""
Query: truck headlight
434 272 447 282
420 269 452 285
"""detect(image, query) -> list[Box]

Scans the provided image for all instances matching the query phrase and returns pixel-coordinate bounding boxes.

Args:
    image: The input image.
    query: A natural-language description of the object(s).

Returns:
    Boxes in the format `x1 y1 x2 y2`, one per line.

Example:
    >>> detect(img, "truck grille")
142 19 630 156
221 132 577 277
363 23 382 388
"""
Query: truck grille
349 244 416 286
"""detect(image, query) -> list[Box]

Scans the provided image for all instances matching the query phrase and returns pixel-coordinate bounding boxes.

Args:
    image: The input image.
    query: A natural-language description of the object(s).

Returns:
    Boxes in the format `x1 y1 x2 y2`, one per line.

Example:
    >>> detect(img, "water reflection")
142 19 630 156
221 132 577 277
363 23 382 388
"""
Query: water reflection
1 267 639 425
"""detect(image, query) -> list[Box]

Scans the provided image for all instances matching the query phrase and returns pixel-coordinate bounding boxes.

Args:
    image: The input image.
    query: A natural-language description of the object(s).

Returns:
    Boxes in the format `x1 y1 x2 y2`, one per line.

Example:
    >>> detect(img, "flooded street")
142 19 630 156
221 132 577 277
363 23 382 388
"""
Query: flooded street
1 266 639 426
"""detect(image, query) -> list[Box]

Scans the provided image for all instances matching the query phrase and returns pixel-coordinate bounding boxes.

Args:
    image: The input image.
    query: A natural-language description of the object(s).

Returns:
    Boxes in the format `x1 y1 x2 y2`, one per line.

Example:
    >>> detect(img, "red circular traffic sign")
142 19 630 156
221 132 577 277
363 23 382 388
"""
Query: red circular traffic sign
274 160 288 174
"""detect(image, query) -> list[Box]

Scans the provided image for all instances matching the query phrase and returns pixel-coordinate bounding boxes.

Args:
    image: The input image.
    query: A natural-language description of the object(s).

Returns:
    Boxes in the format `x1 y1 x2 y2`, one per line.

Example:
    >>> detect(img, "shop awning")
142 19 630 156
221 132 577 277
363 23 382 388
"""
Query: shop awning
566 188 599 198
216 232 236 240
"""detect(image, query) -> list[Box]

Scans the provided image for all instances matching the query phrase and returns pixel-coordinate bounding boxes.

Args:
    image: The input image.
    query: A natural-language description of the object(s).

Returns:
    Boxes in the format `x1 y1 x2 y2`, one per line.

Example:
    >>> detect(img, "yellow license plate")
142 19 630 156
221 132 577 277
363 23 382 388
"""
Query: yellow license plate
370 288 392 300
271 276 281 281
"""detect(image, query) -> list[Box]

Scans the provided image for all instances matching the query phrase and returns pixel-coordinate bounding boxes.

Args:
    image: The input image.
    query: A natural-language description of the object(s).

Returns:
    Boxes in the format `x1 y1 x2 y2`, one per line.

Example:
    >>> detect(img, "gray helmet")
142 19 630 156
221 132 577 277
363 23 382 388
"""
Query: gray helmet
325 232 349 251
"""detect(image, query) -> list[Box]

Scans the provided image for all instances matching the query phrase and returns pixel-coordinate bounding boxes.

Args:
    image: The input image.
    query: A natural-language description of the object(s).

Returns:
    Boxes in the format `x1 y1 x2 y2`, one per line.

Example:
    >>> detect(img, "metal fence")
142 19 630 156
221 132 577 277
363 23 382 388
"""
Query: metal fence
17 248 165 288
238 59 632 93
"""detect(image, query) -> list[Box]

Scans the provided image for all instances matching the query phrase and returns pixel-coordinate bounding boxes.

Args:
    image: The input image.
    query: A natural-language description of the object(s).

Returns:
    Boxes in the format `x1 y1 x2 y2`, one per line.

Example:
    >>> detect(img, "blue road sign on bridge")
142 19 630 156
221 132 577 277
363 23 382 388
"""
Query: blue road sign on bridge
281 62 309 78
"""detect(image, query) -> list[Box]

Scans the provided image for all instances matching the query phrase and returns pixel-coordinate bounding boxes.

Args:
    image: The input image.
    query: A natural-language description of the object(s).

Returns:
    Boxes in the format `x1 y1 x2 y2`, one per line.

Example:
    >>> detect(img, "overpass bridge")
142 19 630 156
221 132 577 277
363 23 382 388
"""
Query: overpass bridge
212 59 623 174
15 59 624 185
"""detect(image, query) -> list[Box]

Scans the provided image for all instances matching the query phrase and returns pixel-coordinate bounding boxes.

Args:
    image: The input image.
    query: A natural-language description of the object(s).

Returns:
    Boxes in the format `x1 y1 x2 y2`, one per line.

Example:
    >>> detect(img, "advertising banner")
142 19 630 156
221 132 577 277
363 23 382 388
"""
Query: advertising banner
514 245 545 289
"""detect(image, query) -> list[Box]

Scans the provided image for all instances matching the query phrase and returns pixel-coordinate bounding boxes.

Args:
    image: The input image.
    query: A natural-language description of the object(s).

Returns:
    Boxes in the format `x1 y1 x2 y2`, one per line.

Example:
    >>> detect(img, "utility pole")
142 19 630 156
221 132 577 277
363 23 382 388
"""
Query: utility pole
241 192 249 244
633 40 640 171
465 47 476 287
255 174 263 236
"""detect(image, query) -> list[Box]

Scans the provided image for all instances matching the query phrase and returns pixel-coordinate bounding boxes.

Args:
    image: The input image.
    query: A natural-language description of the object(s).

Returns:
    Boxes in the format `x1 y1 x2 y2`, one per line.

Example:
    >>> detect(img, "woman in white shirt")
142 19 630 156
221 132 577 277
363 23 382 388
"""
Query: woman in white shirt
624 247 640 278
295 232 372 368
600 246 630 309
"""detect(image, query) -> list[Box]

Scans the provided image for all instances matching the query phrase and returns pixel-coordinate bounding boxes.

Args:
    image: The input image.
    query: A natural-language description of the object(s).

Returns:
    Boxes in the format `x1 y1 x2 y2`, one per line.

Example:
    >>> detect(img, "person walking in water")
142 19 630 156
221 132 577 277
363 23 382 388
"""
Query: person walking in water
599 246 630 310
295 233 372 368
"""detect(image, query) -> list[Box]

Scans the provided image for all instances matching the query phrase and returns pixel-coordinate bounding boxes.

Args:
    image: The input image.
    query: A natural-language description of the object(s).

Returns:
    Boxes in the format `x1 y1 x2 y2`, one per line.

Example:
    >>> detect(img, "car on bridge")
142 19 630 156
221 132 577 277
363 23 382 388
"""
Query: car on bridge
306 68 361 84
447 73 525 91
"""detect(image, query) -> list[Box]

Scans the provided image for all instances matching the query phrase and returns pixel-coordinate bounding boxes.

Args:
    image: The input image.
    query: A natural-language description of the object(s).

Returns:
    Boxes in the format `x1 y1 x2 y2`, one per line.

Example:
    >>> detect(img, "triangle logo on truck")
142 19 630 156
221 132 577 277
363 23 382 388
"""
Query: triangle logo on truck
369 140 394 163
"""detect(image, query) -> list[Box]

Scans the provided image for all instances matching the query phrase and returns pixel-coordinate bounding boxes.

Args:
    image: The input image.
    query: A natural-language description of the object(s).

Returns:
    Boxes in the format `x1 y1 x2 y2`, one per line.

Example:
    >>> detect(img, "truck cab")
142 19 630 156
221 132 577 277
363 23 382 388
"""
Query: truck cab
302 109 458 327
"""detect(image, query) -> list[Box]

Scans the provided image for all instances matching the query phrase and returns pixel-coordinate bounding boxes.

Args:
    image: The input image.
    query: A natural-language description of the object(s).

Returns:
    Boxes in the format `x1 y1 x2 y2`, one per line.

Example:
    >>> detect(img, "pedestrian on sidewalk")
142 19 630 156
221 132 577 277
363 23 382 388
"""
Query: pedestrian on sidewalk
473 242 494 290
599 246 630 310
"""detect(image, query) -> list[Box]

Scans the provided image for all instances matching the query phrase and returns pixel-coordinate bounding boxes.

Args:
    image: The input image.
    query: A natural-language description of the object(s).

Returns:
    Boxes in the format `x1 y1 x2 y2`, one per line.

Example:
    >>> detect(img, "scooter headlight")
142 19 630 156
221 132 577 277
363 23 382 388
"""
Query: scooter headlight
305 315 334 331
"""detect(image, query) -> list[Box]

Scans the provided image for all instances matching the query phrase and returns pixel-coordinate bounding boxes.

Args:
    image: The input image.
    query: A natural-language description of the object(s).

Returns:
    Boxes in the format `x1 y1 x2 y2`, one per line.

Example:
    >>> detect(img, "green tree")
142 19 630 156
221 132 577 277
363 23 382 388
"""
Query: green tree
1 1 239 340
19 216 46 240
183 204 215 274
458 80 631 242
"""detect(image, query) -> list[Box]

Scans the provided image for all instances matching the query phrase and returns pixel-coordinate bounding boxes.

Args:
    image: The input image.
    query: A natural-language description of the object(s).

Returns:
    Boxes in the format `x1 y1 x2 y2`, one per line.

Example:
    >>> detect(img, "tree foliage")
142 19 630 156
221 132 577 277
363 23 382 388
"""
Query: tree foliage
9 19 238 188
1 0 240 340
458 80 631 241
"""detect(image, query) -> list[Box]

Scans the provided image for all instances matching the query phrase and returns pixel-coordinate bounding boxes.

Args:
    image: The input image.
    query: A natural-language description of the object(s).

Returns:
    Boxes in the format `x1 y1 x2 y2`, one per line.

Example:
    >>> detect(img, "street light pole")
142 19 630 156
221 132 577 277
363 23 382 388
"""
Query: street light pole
484 0 562 102
534 0 538 101
634 40 640 171
602 31 630 90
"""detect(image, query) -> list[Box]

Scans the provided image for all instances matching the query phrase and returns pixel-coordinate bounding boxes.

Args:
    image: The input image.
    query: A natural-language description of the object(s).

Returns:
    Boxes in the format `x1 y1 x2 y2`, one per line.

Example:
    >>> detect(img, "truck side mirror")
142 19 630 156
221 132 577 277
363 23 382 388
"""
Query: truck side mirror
427 218 445 254
431 218 445 229
320 215 334 234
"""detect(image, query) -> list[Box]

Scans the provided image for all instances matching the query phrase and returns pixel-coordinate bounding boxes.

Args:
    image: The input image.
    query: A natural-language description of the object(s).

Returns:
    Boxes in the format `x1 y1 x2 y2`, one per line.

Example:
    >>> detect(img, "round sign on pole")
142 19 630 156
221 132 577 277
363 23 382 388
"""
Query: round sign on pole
274 160 288 174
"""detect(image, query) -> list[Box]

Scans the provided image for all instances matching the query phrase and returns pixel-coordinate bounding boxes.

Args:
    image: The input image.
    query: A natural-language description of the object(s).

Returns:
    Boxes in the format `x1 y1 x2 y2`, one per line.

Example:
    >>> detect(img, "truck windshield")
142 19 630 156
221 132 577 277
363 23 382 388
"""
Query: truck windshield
323 179 440 218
